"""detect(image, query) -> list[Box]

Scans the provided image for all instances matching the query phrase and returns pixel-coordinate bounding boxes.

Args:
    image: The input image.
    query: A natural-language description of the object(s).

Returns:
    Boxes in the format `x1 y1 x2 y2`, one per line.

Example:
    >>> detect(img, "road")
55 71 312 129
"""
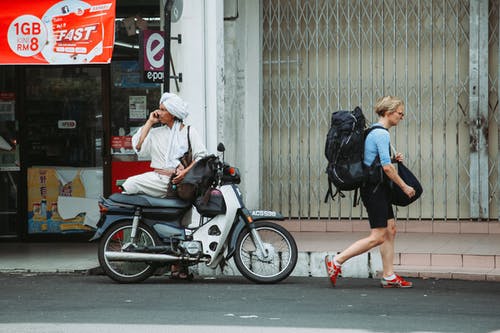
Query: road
0 273 499 332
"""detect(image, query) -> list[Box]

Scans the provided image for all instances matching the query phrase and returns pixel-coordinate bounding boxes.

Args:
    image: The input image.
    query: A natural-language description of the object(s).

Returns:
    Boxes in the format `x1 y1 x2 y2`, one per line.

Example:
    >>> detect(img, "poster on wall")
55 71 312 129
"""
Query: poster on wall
111 135 134 155
129 95 147 120
27 167 102 234
0 0 115 65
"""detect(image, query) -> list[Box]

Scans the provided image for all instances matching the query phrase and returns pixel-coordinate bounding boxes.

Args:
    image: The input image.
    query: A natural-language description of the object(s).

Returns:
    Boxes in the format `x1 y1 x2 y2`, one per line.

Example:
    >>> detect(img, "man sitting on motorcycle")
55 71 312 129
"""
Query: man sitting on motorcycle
122 92 208 198
121 92 208 280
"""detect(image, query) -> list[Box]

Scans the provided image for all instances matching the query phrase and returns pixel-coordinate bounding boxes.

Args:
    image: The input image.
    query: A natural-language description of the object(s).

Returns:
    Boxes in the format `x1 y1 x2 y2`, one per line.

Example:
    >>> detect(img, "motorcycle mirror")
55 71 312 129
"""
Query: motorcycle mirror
217 143 225 152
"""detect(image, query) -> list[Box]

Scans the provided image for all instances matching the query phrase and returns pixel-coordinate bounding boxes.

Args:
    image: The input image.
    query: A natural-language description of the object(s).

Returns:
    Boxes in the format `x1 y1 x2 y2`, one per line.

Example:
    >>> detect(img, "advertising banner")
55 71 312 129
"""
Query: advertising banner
27 167 102 233
0 0 115 64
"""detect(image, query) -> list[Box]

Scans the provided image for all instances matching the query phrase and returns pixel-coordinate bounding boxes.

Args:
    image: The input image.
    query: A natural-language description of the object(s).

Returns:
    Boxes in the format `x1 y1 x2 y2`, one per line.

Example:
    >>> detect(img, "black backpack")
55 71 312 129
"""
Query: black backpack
324 107 386 204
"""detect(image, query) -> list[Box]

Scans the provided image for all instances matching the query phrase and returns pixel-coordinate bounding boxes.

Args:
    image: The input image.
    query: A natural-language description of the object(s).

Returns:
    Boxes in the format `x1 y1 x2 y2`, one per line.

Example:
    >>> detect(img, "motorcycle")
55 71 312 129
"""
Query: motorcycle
90 143 298 284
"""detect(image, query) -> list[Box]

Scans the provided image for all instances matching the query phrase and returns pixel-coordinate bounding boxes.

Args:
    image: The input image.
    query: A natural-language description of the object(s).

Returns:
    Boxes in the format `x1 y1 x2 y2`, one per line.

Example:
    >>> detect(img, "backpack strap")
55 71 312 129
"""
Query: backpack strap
353 188 361 207
324 183 333 203
324 182 335 203
365 123 388 136
323 182 345 203
349 125 389 207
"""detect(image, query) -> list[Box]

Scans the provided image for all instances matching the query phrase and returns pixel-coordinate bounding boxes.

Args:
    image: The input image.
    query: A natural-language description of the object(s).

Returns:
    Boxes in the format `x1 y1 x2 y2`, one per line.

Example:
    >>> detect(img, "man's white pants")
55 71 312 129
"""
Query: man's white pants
121 171 170 197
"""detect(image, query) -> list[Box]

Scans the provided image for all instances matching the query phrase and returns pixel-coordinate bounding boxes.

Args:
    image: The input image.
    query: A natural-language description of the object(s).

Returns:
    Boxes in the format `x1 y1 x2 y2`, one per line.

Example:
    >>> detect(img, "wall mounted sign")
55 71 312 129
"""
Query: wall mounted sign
0 0 115 64
140 30 165 83
57 120 77 129
171 0 183 23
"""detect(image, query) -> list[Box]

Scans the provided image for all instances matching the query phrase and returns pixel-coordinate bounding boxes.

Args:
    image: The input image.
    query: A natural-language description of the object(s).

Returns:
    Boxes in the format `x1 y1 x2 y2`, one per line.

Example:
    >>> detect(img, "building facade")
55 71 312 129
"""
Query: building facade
0 0 498 239
260 0 500 222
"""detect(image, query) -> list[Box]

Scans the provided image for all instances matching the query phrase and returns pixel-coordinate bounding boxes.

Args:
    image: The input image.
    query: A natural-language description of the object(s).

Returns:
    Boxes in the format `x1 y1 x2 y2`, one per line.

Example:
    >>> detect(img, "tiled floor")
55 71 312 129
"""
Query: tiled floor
1 226 499 281
291 229 500 281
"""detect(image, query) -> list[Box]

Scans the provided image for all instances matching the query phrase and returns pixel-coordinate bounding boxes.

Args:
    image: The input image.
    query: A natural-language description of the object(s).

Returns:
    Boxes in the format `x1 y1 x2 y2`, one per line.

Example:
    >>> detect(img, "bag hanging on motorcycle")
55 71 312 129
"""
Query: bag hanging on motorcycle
177 155 218 202
172 126 195 201
165 179 179 199
176 182 197 201
194 188 226 217
165 173 191 200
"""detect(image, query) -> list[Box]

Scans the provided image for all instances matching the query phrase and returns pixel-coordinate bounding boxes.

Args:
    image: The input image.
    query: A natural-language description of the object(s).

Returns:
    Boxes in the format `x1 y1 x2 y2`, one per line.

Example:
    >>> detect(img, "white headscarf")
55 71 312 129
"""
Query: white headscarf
160 93 189 169
164 121 189 169
160 93 189 120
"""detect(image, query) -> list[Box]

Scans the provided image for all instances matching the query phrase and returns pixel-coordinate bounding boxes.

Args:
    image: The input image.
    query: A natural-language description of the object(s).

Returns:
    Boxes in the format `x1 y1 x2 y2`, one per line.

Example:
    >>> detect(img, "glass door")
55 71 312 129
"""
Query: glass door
0 90 18 237
109 60 161 193
23 66 104 234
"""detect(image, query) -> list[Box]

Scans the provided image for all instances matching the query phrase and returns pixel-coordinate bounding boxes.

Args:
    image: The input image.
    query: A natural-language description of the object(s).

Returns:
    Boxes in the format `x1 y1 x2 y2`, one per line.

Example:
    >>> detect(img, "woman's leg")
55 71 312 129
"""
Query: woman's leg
336 227 387 265
379 218 397 277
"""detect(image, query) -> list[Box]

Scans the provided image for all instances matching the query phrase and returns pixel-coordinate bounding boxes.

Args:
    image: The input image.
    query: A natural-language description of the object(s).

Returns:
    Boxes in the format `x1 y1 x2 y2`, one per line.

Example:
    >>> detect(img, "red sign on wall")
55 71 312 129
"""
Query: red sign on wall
111 136 133 150
0 0 115 64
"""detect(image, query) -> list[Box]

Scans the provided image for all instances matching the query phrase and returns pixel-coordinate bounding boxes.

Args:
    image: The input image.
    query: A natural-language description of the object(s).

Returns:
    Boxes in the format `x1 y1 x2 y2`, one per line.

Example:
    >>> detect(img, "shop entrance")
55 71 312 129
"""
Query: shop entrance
0 91 18 236
0 66 18 237
21 66 106 236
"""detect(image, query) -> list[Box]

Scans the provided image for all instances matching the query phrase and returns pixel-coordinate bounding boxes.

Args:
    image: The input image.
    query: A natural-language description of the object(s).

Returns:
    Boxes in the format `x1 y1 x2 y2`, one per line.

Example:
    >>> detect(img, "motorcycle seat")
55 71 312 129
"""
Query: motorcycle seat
108 193 192 208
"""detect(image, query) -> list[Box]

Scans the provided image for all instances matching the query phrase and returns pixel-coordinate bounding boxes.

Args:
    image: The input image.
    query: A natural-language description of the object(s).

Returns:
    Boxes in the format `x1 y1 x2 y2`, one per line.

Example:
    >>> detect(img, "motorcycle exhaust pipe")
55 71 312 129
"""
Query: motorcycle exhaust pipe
105 251 205 262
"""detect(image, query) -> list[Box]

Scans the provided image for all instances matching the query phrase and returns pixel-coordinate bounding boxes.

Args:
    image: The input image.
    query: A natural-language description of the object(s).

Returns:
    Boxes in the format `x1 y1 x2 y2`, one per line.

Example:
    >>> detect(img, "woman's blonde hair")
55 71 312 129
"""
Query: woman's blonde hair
374 96 404 116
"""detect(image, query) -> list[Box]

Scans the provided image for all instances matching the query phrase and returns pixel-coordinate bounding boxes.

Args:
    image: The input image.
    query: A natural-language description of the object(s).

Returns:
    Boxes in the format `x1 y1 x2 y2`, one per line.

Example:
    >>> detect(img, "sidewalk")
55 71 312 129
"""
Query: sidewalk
1 231 499 281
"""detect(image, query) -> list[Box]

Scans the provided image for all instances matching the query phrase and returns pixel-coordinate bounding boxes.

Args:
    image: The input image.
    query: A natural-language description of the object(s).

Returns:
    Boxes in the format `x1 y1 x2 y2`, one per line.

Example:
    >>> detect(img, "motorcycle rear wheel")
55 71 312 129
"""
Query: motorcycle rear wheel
98 220 159 283
233 221 298 284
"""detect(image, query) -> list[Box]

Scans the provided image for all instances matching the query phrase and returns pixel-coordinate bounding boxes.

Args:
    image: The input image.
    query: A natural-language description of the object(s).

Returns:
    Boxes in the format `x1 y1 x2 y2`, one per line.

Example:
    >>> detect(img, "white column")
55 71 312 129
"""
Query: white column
169 0 224 154
168 0 261 208
241 0 262 208
204 0 225 152
223 0 262 208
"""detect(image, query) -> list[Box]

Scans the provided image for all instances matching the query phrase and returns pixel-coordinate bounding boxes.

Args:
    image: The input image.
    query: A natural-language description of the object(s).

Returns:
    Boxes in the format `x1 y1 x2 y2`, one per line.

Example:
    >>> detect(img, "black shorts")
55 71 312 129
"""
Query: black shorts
360 182 394 229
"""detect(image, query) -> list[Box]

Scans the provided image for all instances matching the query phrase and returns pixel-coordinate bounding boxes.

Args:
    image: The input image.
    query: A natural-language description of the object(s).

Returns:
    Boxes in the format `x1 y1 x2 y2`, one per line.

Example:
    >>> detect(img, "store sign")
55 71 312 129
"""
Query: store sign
140 30 165 83
58 120 77 129
0 0 115 64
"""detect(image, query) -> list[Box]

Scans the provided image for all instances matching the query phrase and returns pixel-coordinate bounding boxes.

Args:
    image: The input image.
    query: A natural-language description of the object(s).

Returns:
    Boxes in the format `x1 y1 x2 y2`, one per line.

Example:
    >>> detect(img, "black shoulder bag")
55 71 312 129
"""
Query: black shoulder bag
389 145 423 207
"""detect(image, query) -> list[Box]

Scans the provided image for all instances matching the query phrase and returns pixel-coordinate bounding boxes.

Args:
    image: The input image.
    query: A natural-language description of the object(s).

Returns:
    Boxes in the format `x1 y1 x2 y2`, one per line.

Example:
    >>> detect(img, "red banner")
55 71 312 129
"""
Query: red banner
0 0 115 64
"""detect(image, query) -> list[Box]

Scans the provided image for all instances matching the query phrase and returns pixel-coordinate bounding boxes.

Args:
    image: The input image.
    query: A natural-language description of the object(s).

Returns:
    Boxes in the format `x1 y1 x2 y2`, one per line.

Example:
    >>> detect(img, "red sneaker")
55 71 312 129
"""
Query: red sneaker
380 274 413 288
324 255 342 287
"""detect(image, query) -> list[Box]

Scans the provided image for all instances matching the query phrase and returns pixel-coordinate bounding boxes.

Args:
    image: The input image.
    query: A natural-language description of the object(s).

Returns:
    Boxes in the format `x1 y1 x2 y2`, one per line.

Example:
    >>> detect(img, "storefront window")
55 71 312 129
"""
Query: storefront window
0 66 18 236
109 60 161 193
25 67 103 167
110 60 161 157
24 66 104 234
108 0 162 193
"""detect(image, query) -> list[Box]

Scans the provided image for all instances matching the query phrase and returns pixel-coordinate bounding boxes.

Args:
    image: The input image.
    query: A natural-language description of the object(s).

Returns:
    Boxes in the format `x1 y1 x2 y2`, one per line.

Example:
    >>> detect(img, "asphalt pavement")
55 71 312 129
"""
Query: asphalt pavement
0 274 499 333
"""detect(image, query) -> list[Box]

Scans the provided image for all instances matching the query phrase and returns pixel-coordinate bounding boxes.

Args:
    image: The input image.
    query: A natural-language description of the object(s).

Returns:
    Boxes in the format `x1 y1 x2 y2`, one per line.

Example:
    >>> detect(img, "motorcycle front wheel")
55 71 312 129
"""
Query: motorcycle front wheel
233 221 298 284
98 220 159 283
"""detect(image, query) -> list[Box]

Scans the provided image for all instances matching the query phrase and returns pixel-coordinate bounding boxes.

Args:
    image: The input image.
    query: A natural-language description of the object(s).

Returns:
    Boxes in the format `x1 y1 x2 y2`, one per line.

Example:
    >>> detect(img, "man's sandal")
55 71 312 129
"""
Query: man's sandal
170 269 193 280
